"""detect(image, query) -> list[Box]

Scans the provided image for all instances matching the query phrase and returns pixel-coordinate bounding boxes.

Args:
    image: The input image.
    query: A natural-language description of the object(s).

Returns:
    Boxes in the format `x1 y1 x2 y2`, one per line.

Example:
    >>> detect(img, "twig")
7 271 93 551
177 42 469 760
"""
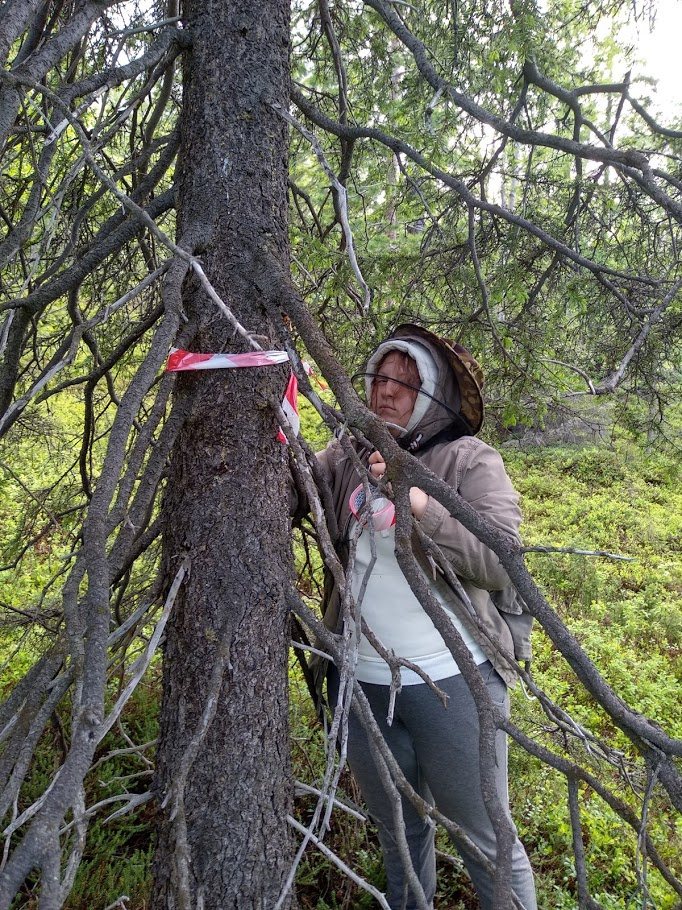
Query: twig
287 814 392 909
270 102 372 311
567 776 603 910
521 545 634 561
635 762 661 908
541 358 597 395
294 782 366 821
108 16 182 37
103 897 130 910
359 617 449 711
289 639 334 662
595 278 682 394
97 558 189 744
90 741 156 773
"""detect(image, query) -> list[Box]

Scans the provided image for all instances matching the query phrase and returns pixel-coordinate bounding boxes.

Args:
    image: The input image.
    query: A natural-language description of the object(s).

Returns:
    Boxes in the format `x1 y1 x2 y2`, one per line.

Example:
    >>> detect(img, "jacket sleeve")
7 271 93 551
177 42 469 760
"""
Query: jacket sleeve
416 443 521 591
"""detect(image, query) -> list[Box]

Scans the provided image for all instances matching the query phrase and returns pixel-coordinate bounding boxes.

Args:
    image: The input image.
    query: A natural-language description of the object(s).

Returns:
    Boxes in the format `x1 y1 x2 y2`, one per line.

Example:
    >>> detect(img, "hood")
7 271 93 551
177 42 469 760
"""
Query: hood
364 324 485 451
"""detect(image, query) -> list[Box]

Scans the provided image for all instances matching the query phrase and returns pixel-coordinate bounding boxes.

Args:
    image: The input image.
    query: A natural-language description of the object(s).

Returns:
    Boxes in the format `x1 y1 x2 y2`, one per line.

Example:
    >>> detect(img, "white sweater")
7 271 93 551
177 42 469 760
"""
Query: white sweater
350 523 487 685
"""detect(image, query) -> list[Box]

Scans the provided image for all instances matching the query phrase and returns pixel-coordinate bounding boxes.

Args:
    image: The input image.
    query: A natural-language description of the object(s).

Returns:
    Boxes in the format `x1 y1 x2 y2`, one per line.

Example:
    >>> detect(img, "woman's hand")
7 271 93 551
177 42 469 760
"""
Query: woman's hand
368 451 428 520
368 450 387 480
409 487 428 520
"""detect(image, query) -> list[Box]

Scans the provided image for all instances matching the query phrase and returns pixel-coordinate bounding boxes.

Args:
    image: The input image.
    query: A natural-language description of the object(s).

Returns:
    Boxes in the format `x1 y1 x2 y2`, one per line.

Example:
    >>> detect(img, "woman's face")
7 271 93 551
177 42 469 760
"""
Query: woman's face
370 351 420 431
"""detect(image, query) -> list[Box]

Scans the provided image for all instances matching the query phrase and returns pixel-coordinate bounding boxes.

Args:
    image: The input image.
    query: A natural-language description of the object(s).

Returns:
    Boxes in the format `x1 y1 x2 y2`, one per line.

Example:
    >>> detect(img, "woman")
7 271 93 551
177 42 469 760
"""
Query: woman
308 324 536 910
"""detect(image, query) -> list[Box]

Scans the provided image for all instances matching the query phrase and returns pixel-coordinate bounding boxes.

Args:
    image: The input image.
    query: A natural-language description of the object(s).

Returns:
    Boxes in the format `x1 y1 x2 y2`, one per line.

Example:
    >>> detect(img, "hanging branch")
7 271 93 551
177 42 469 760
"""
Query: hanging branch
289 87 662 285
595 278 682 394
362 0 682 224
271 102 373 312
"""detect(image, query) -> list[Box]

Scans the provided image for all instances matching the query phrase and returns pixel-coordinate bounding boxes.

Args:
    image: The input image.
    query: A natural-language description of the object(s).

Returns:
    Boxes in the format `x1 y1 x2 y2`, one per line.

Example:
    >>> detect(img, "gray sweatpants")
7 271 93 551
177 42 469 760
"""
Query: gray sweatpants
330 663 537 910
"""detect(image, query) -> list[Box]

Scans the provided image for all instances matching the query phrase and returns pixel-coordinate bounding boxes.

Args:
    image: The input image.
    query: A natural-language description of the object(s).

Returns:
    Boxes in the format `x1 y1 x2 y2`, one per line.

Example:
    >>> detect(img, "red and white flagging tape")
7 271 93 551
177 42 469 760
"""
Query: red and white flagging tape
166 349 291 371
166 348 325 443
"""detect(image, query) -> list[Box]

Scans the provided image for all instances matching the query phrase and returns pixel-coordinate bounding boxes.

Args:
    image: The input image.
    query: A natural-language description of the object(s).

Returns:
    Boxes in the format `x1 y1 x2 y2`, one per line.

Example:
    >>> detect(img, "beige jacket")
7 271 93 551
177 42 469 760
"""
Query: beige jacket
296 327 531 688
315 433 527 687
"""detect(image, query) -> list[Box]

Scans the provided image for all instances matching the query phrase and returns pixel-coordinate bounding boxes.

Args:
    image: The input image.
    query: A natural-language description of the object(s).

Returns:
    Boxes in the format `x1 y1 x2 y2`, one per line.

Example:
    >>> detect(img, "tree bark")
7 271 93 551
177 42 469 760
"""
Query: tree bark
152 1 295 907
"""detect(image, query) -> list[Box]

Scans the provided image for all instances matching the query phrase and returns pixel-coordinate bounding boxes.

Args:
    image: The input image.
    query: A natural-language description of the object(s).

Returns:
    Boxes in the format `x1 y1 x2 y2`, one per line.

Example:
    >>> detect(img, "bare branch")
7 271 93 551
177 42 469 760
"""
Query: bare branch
272 102 372 311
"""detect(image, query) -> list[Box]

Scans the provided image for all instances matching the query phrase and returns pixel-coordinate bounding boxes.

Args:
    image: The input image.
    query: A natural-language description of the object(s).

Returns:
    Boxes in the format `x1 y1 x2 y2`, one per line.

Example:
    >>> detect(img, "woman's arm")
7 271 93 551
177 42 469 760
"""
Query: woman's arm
416 443 521 591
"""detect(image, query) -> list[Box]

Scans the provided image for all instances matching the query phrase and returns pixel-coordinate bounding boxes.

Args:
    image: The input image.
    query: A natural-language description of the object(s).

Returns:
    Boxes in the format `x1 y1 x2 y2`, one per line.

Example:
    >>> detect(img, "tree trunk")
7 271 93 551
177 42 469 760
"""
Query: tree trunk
152 1 295 907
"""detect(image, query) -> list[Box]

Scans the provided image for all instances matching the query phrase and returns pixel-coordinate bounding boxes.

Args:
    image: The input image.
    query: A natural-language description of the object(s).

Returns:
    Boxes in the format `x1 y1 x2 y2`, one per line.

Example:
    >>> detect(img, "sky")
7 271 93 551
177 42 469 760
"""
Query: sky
620 0 682 116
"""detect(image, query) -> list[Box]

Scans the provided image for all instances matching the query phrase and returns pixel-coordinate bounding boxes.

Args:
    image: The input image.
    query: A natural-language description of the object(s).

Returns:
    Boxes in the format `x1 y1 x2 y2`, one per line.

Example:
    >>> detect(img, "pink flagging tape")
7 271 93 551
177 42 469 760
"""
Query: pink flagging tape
164 347 321 445
166 348 289 371
277 372 300 443
166 348 327 389
302 360 328 391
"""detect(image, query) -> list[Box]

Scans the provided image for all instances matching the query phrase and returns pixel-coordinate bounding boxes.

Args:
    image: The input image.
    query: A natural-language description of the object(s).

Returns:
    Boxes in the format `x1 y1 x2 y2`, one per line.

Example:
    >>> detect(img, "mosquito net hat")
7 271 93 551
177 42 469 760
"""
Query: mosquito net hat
365 324 485 438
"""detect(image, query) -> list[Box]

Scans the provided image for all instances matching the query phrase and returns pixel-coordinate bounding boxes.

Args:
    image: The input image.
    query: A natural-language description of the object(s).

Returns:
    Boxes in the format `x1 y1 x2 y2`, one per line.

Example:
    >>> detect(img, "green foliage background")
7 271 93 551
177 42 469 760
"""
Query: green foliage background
1 0 682 903
4 406 680 909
